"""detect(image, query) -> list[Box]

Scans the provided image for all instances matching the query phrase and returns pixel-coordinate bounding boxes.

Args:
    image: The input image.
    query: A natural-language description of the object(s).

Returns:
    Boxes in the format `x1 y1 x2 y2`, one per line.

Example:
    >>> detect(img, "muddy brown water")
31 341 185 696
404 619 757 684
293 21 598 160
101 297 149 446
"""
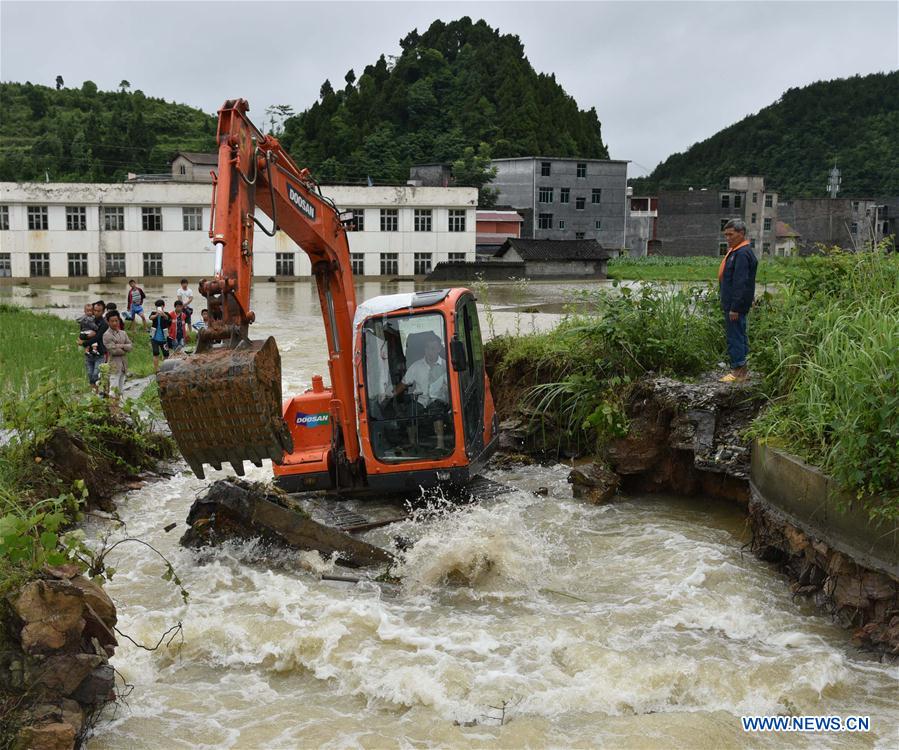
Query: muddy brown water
3 279 898 748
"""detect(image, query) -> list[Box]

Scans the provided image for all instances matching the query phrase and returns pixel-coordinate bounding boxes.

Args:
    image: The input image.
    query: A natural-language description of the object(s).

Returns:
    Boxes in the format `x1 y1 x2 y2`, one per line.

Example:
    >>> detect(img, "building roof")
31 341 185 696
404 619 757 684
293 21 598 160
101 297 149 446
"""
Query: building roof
476 210 523 222
476 232 519 246
491 156 630 164
173 152 219 165
776 220 800 238
495 238 610 261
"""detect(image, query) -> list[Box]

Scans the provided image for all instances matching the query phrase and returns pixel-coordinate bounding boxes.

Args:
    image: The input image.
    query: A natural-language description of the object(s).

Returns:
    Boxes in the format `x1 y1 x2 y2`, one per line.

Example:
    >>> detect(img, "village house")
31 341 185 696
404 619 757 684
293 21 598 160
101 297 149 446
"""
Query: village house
491 237 610 278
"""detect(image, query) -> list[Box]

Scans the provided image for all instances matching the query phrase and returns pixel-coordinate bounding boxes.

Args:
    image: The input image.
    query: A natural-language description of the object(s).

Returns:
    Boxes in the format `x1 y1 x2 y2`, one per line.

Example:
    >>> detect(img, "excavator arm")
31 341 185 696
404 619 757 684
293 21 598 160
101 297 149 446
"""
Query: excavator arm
158 98 361 480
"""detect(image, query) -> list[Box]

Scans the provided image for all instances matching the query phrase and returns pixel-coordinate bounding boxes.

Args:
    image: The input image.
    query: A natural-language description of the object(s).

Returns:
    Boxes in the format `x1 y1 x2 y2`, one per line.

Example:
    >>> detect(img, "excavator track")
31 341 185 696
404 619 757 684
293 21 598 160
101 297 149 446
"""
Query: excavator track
157 336 293 478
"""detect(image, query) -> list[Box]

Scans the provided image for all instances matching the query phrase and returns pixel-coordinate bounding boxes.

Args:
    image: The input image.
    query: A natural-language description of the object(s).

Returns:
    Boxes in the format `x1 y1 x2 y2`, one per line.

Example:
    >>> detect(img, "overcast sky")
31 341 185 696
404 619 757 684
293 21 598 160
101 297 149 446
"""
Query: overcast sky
2 1 896 173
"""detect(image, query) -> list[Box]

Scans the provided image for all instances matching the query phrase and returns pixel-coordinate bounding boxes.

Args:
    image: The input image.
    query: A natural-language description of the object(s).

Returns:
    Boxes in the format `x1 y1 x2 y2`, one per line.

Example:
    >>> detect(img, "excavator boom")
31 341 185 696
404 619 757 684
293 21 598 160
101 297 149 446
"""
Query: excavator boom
158 99 360 479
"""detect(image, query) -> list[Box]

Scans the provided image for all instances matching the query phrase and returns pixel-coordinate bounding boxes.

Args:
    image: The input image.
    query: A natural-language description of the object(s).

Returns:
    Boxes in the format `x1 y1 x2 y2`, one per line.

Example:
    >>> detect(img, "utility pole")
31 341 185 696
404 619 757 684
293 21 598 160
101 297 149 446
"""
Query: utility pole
826 162 841 245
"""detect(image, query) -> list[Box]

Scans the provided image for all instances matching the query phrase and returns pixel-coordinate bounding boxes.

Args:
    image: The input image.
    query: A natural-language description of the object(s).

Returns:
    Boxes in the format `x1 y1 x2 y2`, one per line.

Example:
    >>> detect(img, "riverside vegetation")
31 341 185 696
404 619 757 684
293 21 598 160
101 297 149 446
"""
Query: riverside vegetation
1 305 176 745
486 246 899 522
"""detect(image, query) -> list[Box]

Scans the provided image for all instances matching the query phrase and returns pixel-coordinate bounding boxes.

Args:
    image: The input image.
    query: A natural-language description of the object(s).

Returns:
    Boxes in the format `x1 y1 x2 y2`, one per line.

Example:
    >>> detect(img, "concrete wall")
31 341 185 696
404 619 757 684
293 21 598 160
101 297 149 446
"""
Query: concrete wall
0 182 477 280
750 441 898 577
490 158 628 249
170 156 215 183
655 191 723 256
426 261 525 282
780 198 884 253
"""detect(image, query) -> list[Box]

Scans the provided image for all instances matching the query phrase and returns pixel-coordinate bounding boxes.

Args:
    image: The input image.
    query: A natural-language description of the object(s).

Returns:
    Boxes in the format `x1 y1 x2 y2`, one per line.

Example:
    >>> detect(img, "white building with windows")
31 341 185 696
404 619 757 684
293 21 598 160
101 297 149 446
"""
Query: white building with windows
0 181 476 281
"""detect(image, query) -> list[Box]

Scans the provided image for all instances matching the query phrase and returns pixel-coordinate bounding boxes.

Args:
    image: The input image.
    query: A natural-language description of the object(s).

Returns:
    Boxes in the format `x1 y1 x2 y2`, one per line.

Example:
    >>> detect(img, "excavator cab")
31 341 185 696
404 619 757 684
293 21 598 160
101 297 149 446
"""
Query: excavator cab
273 288 498 495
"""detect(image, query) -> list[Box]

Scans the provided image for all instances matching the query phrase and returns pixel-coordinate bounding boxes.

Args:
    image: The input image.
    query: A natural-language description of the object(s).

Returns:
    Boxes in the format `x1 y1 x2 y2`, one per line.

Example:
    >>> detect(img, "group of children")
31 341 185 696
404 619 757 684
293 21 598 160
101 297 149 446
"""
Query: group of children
76 278 214 397
122 278 211 371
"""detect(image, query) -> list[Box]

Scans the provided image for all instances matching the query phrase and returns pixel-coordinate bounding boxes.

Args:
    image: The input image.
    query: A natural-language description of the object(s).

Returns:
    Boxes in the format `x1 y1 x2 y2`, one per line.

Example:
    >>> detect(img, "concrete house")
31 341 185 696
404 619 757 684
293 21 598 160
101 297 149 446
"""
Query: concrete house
492 237 610 278
489 157 628 249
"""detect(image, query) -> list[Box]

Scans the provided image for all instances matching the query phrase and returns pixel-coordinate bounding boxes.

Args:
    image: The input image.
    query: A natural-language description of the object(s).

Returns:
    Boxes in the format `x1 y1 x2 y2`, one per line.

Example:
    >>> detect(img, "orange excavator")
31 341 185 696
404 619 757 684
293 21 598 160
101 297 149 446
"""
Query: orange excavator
158 99 498 496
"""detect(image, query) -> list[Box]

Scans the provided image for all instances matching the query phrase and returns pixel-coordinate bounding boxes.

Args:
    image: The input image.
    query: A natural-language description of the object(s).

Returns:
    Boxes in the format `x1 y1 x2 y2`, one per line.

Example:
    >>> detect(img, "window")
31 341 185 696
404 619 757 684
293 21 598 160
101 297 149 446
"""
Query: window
67 253 88 277
850 222 859 234
752 192 758 204
380 208 398 232
348 209 365 232
414 253 432 275
763 218 772 231
105 253 126 277
751 213 757 224
448 209 466 232
29 253 50 277
762 242 771 255
362 311 454 461
852 201 860 212
0 206 8 230
538 186 554 203
66 206 86 231
575 197 585 210
576 163 587 178
143 252 163 277
734 195 742 209
558 219 566 229
750 239 756 250
0 253 10 277
591 189 602 204
102 206 124 231
541 161 551 177
448 252 467 262
575 232 585 240
380 252 398 275
720 219 729 231
351 253 365 275
182 207 203 231
413 209 432 232
142 207 162 231
764 194 773 208
28 206 48 230
595 220 602 230
537 213 553 230
275 252 295 276
721 195 730 209
179 164 187 175
718 243 728 255
560 188 570 203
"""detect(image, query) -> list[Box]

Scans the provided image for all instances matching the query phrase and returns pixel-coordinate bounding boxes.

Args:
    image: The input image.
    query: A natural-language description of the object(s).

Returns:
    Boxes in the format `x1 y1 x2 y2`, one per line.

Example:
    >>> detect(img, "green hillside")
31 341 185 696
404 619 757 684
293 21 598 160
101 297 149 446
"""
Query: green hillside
630 72 899 198
0 80 216 182
280 17 609 184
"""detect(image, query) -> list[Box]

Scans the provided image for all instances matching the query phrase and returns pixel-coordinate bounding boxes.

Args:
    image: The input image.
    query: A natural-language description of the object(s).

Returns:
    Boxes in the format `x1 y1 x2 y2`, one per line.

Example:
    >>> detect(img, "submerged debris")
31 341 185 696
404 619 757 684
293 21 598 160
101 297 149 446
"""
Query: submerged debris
180 478 393 568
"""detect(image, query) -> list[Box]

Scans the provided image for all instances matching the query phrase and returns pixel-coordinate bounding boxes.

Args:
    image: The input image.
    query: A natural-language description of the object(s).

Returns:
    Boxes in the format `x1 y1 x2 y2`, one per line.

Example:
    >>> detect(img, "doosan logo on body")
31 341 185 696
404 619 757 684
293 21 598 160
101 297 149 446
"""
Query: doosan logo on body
287 182 316 221
296 412 329 427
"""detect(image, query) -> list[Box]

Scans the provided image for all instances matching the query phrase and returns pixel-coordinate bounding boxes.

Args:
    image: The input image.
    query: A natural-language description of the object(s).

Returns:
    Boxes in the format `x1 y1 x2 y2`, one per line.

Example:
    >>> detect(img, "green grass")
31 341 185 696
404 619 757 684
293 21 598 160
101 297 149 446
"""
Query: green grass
607 254 801 283
0 304 154 395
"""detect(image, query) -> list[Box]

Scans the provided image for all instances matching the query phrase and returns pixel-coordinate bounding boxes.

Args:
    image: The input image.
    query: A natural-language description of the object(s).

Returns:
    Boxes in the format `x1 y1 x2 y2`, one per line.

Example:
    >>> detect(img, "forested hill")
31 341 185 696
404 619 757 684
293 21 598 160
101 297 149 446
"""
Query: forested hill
279 17 609 183
0 81 216 182
630 72 899 198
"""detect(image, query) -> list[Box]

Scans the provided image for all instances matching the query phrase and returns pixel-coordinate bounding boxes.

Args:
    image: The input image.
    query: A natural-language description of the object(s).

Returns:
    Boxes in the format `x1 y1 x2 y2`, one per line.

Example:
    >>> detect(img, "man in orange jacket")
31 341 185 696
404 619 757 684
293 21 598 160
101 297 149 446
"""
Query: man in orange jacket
718 218 758 382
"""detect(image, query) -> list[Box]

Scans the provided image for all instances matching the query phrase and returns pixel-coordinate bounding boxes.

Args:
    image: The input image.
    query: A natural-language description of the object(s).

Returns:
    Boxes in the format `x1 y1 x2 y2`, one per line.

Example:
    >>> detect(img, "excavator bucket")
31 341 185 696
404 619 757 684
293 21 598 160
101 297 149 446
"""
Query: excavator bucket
157 336 294 479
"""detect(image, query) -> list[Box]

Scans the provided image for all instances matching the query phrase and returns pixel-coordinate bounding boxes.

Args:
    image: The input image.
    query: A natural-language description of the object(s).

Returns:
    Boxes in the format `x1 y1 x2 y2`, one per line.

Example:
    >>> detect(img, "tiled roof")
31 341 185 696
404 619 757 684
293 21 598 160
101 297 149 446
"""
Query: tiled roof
495 238 610 261
776 220 800 238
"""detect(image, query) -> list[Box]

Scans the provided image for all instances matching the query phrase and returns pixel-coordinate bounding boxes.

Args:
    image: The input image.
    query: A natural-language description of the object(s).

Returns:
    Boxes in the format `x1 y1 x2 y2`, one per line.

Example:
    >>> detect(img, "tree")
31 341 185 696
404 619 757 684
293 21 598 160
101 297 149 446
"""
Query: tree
81 80 98 96
344 69 356 87
119 80 131 93
319 80 333 100
452 143 498 208
55 75 64 90
265 104 295 136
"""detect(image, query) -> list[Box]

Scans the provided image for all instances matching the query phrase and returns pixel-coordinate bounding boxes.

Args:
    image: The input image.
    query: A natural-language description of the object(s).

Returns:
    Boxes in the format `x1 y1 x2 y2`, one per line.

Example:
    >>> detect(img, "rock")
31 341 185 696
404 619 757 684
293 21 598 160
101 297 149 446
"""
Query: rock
181 478 393 568
568 462 620 504
861 571 896 601
11 580 86 655
783 524 810 555
497 418 527 453
14 722 76 750
71 663 115 705
68 576 117 650
41 564 82 581
26 653 103 696
825 574 870 611
534 487 549 497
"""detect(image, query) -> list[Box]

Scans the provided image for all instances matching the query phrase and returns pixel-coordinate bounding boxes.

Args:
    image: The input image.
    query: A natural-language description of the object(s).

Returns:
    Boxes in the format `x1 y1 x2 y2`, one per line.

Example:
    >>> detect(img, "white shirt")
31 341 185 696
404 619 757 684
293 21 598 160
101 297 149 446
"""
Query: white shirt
402 357 448 407
176 286 194 305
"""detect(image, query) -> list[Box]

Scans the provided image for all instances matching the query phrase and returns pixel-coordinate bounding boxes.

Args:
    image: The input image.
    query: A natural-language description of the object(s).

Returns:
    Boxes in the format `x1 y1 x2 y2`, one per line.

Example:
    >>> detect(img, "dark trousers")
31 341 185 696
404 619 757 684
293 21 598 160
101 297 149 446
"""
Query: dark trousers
724 312 749 368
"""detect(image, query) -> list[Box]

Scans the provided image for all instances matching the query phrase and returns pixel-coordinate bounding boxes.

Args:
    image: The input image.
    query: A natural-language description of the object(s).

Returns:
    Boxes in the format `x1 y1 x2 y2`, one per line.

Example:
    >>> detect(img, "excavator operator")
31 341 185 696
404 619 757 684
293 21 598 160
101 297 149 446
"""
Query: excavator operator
393 334 450 451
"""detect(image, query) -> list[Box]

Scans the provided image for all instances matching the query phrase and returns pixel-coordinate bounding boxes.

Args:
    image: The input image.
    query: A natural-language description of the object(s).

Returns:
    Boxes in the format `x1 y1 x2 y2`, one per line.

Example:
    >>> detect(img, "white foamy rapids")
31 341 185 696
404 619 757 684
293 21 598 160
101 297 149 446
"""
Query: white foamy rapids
87 465 899 748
